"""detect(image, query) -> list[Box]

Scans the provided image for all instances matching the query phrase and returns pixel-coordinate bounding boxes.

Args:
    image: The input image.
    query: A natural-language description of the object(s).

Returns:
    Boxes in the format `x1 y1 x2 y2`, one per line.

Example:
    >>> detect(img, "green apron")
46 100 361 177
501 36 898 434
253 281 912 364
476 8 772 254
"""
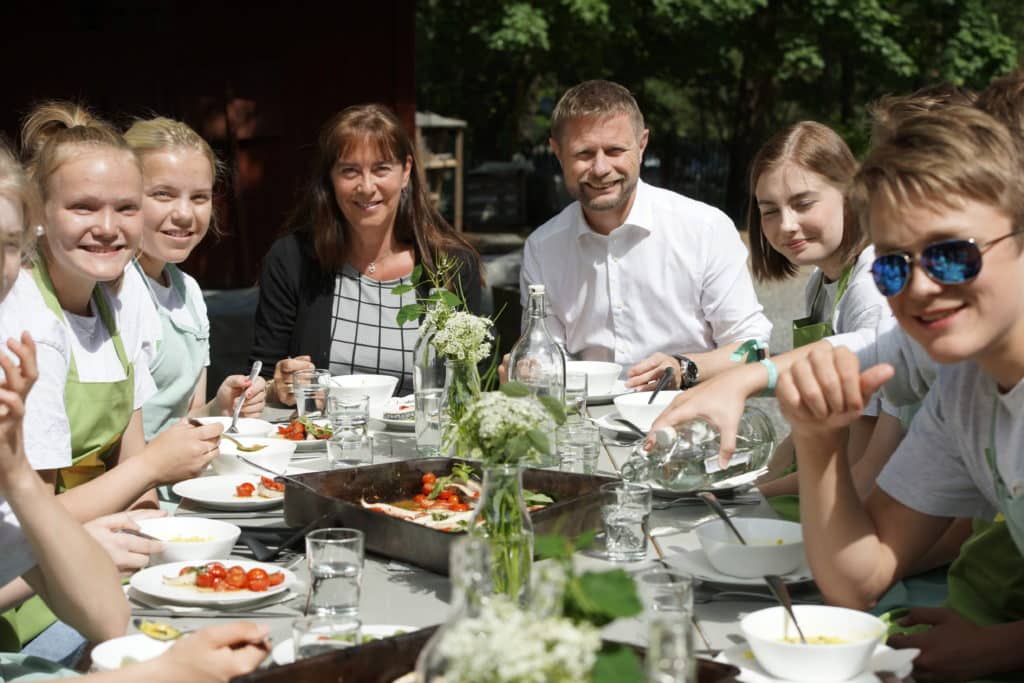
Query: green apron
134 261 207 441
0 262 136 651
769 265 854 522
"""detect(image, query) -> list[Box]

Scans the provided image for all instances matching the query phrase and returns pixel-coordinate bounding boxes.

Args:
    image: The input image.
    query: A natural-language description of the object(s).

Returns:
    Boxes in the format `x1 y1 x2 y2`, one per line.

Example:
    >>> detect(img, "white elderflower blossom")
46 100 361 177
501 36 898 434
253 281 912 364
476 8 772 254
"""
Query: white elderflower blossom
456 391 555 464
433 310 493 363
436 597 601 683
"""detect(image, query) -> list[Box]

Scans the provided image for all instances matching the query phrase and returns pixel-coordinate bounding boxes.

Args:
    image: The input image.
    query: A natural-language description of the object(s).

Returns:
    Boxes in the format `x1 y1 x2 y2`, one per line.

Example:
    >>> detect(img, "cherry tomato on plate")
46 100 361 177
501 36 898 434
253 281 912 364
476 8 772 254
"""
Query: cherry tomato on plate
236 482 255 497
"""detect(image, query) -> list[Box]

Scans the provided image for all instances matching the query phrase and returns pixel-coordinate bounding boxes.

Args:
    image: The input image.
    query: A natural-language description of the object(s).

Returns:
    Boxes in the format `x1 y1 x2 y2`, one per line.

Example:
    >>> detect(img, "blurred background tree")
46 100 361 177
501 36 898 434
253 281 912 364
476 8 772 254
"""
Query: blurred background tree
416 0 1023 223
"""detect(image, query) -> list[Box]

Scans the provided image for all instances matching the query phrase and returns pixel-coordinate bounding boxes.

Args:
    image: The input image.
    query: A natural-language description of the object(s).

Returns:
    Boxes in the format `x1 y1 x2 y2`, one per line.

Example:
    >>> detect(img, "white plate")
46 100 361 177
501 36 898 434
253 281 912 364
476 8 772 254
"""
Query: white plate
665 547 814 587
172 475 284 511
715 643 917 683
587 380 633 405
271 624 418 665
130 559 296 606
374 415 416 431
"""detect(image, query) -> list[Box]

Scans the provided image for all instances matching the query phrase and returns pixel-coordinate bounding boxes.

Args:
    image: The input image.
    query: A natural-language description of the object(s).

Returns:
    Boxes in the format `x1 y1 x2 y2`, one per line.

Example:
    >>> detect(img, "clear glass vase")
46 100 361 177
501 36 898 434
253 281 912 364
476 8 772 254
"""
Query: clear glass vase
415 535 493 682
469 464 534 603
442 358 481 454
414 313 446 457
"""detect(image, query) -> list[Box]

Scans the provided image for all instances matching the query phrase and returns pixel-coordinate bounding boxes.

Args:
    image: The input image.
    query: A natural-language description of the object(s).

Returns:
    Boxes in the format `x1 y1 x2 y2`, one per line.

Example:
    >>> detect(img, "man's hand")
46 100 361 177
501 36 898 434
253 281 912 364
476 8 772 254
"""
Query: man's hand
497 354 510 385
626 352 681 390
272 356 314 406
776 346 893 439
888 608 1004 682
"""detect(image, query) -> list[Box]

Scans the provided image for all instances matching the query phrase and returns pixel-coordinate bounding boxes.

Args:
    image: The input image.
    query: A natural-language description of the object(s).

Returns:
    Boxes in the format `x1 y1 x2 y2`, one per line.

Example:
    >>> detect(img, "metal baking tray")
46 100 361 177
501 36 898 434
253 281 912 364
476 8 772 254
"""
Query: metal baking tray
282 457 616 575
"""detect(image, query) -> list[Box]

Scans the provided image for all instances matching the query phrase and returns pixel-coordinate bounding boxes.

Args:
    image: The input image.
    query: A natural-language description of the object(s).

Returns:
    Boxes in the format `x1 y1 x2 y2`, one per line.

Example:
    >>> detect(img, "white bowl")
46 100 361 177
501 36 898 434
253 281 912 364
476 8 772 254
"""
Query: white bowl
213 436 296 476
138 516 241 565
696 517 804 578
741 605 886 682
613 390 682 431
193 416 273 438
566 361 623 396
91 633 172 671
330 374 399 417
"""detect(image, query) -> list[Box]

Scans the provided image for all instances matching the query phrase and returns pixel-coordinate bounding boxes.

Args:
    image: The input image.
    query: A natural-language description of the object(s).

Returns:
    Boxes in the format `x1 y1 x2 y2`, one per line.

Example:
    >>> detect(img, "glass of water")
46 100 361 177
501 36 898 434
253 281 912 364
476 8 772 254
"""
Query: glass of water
327 392 373 468
305 528 364 616
292 614 362 660
600 481 652 562
556 421 600 473
564 371 588 421
293 368 331 419
415 387 446 457
636 567 693 620
646 612 696 683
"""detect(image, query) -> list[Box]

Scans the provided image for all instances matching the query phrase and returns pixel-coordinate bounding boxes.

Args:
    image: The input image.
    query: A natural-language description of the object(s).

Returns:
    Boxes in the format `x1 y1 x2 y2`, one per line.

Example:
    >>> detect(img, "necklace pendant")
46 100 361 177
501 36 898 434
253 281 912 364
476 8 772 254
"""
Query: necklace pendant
367 262 377 274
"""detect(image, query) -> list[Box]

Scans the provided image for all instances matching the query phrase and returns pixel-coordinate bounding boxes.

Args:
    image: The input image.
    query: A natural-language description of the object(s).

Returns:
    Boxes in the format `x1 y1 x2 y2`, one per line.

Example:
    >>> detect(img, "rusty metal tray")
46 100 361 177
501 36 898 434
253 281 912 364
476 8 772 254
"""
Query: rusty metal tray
282 458 616 575
234 626 740 683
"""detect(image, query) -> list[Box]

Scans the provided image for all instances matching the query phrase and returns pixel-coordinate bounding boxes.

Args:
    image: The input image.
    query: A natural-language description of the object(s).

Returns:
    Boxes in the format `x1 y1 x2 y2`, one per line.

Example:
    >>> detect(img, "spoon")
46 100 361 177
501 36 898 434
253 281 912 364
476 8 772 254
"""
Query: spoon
227 360 263 434
763 574 808 644
612 417 647 439
648 366 674 405
696 491 747 544
188 418 267 452
133 618 193 641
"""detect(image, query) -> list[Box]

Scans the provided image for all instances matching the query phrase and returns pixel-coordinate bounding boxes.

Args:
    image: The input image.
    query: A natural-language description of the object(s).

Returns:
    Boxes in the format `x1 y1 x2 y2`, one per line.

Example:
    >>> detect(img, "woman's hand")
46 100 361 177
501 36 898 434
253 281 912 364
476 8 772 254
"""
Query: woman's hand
84 509 166 575
215 375 267 418
144 622 270 683
0 334 39 488
776 346 893 440
142 419 222 485
888 608 1007 682
272 355 314 406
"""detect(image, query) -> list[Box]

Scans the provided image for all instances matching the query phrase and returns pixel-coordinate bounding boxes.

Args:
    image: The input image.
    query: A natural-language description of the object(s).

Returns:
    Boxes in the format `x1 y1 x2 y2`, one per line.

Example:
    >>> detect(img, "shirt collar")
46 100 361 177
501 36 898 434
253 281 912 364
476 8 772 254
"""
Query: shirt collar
574 179 654 240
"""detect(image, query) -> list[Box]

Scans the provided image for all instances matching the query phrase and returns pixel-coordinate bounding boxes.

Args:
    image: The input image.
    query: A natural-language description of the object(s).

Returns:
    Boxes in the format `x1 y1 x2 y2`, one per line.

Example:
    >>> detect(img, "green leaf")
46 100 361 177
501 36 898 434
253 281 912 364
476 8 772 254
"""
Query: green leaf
438 290 462 309
534 534 573 561
592 645 644 683
523 489 554 506
573 529 598 552
500 381 530 398
390 283 415 296
396 304 423 327
538 393 567 425
578 570 644 619
525 428 550 455
411 264 423 284
506 435 531 462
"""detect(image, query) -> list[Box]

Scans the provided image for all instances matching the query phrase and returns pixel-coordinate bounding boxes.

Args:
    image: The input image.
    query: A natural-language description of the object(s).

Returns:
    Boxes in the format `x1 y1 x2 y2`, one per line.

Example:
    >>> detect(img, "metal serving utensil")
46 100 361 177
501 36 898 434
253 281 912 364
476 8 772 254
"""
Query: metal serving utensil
227 360 263 434
764 573 808 644
696 491 748 544
648 366 674 405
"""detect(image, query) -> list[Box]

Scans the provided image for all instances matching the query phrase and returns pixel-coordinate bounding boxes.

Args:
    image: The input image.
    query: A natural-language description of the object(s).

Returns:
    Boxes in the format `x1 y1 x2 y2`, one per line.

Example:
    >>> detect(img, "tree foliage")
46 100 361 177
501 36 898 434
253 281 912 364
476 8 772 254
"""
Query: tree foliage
417 0 1022 220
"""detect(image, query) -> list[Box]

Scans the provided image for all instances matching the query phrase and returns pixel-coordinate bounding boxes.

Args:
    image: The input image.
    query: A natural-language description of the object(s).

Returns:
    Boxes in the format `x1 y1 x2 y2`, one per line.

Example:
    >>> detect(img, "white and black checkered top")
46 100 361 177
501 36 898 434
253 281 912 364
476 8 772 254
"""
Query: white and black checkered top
329 264 419 395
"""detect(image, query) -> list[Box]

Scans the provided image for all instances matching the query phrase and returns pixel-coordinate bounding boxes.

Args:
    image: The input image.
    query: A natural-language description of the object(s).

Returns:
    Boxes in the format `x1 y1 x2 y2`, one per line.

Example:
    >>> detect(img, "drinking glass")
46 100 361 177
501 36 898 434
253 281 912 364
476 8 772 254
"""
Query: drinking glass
293 369 331 419
292 614 362 660
646 613 696 683
556 421 600 474
305 528 364 616
636 567 694 620
600 481 652 562
327 392 373 468
564 372 588 421
415 387 446 457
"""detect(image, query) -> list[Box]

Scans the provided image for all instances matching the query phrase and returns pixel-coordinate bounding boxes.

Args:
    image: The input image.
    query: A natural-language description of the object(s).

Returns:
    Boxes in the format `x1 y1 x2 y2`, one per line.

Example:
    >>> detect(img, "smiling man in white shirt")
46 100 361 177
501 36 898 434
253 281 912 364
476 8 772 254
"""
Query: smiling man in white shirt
519 80 771 389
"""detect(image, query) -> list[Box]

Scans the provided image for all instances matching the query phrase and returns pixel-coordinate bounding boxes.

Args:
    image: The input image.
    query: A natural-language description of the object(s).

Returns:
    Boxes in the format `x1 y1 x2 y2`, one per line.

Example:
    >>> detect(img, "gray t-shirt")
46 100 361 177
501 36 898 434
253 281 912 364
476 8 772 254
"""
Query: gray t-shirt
877 360 1024 524
329 265 419 395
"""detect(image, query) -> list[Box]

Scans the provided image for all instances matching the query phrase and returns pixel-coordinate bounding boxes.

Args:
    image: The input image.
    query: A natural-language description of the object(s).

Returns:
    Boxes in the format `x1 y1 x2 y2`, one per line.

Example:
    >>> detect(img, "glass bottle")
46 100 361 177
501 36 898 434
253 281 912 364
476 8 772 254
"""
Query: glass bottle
508 284 565 465
413 297 446 457
623 406 776 492
415 536 494 682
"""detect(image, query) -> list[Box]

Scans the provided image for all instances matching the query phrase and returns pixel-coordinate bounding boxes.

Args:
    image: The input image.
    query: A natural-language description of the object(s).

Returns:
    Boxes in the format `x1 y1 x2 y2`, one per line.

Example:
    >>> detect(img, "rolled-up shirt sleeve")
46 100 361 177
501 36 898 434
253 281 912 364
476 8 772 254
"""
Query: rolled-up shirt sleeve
699 220 772 346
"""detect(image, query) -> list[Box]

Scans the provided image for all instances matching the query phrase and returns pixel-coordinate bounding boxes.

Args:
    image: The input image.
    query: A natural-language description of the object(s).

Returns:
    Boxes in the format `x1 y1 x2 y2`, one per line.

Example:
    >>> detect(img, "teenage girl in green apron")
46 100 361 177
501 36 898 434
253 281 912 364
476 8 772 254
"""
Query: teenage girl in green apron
741 121 897 522
2 102 223 652
123 117 265 444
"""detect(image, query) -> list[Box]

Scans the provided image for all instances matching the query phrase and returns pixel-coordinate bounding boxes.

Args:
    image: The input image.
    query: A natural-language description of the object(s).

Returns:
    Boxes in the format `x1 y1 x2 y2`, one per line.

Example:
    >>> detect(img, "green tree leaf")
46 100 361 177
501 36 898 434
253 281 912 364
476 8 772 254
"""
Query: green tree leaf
538 393 566 425
525 428 550 455
396 304 423 327
390 284 415 296
411 264 423 284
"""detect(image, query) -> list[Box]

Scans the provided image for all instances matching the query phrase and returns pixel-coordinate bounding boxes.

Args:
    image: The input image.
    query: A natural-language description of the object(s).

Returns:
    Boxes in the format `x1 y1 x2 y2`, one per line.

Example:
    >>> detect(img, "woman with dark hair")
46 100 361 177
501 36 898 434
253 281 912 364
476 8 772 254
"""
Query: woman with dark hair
252 104 483 403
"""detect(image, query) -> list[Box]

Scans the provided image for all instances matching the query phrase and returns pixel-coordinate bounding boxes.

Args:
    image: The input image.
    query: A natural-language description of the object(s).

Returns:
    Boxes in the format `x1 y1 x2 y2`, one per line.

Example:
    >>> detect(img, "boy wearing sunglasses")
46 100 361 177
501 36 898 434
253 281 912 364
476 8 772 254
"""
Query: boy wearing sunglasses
779 106 1024 681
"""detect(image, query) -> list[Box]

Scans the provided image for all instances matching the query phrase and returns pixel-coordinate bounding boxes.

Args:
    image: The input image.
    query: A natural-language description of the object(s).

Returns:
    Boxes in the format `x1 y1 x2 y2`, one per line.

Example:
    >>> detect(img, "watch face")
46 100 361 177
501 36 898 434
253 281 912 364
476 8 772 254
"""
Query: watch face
675 355 698 388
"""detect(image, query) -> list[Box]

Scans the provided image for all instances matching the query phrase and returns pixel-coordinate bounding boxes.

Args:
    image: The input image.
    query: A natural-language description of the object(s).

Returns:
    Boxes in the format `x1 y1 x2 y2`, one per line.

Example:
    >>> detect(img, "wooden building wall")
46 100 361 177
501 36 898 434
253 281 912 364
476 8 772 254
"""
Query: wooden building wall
0 0 416 289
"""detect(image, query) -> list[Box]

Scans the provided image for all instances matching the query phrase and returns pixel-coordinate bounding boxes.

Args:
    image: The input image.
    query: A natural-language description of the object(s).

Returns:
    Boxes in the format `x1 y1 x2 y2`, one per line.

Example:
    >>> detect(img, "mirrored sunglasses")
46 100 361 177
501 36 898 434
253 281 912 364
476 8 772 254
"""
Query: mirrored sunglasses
870 229 1024 297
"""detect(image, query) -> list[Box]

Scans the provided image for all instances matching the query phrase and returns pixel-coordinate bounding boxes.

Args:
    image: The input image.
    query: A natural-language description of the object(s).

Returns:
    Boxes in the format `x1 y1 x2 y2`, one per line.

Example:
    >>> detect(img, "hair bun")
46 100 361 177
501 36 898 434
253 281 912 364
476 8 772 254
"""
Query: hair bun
21 101 99 159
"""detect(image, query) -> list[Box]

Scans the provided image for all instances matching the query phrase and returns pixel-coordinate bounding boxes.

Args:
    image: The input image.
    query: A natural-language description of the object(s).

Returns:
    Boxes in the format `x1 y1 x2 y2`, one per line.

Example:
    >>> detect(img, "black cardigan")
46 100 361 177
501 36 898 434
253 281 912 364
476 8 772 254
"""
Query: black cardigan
250 231 483 379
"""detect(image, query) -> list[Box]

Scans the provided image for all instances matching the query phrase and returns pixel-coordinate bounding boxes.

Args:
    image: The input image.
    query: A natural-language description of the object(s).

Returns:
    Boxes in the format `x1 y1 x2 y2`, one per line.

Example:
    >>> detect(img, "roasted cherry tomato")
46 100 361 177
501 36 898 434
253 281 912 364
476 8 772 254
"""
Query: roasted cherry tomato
226 566 248 589
196 572 214 589
268 572 285 586
213 577 229 592
236 482 255 497
248 577 270 592
422 472 436 485
206 563 227 580
421 482 434 495
451 503 470 512
259 476 285 492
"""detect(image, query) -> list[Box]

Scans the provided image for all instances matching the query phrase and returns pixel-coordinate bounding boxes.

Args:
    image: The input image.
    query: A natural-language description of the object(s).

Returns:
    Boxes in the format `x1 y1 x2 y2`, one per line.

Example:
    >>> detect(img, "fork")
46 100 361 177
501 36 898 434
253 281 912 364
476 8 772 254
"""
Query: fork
227 360 262 434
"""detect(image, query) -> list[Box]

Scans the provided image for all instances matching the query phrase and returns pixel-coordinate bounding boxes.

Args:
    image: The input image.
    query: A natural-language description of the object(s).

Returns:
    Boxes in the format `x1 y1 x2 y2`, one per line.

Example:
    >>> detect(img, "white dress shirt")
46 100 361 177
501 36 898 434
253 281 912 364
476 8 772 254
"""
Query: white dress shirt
520 180 771 365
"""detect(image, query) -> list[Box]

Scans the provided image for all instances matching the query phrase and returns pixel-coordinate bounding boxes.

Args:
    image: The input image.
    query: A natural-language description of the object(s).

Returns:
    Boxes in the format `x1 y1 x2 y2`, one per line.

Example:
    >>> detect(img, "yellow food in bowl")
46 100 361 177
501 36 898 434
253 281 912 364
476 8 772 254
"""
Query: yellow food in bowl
165 536 214 543
781 635 849 645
